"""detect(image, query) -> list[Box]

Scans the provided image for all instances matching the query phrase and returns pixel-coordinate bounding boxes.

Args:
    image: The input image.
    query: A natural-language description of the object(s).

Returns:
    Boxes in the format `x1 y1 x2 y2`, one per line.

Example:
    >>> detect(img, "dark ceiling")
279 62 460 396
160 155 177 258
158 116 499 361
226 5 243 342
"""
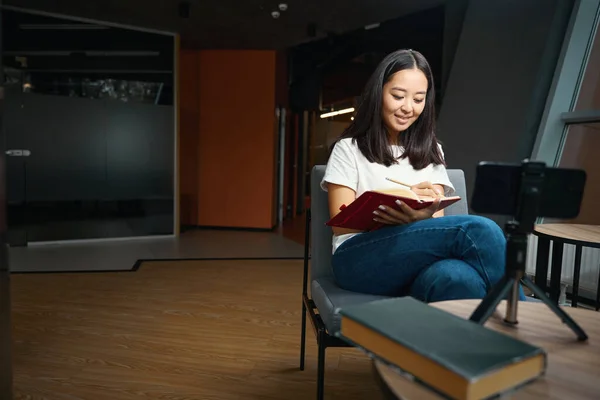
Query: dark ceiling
289 5 446 109
3 0 446 49
1 0 449 110
2 10 173 73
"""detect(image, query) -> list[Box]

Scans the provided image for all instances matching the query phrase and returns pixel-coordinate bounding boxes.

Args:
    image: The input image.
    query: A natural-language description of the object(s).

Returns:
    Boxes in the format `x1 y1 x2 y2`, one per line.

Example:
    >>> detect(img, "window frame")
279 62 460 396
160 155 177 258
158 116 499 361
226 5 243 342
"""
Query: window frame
531 0 600 166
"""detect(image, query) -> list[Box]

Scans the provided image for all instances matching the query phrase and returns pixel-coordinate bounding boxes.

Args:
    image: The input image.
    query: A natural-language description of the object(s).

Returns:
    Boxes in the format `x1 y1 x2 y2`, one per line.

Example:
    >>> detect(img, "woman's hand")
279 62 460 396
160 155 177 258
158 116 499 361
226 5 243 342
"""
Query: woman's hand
373 197 441 225
409 181 444 199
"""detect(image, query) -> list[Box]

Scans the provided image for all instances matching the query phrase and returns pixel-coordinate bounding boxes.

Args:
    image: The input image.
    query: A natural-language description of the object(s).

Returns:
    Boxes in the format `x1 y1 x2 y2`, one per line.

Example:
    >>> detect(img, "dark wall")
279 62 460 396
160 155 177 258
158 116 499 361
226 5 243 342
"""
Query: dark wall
441 0 469 95
437 0 574 220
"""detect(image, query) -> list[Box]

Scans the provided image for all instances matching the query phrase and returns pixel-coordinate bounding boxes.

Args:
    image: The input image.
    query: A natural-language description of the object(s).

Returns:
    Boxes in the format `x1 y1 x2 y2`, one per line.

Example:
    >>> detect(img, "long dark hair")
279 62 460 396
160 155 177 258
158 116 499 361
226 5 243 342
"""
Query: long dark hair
333 49 444 170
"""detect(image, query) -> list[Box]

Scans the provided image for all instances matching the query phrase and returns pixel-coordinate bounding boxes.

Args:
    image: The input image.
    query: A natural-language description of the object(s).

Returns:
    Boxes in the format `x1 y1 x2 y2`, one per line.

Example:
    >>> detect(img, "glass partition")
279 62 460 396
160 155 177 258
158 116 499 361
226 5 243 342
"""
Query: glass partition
2 9 176 245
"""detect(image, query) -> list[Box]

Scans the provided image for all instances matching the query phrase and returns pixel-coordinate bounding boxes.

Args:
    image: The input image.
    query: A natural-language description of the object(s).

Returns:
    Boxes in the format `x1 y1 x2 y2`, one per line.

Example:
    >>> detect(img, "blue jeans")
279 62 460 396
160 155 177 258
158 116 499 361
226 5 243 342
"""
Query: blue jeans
332 215 526 302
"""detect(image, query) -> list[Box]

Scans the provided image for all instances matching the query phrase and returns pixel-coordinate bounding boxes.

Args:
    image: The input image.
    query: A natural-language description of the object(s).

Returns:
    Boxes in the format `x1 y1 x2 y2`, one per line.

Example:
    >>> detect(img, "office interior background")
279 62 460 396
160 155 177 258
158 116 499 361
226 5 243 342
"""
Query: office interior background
3 0 599 237
1 0 600 398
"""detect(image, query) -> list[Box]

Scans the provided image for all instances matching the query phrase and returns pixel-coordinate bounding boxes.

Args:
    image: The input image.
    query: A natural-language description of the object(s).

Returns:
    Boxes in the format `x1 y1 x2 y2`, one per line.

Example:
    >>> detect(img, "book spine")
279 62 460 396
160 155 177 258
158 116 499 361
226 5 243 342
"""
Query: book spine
333 331 453 399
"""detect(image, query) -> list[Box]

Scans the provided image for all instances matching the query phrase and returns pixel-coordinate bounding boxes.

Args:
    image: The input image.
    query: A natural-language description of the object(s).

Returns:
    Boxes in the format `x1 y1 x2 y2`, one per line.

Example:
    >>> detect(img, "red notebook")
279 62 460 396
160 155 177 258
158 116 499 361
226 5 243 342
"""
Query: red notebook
326 189 461 231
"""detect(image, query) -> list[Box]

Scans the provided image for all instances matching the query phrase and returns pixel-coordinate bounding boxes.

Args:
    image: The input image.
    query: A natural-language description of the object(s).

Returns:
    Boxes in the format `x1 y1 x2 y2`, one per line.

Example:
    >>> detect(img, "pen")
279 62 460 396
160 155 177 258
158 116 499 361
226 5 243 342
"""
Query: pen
385 177 412 188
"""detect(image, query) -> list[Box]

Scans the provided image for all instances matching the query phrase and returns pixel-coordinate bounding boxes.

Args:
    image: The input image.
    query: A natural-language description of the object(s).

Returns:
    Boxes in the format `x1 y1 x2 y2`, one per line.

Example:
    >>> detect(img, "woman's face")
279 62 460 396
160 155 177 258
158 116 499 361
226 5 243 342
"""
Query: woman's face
381 68 428 136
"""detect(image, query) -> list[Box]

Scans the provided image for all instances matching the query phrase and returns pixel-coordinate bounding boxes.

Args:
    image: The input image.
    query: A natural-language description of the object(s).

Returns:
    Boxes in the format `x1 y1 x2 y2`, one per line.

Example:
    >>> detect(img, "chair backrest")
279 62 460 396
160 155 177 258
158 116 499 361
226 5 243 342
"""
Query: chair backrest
309 166 469 281
445 169 469 216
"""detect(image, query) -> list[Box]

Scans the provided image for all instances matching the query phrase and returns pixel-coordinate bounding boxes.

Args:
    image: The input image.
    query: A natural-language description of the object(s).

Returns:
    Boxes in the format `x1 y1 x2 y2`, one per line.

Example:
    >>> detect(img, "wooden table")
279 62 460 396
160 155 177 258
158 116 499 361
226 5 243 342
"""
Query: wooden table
533 224 600 309
373 299 600 400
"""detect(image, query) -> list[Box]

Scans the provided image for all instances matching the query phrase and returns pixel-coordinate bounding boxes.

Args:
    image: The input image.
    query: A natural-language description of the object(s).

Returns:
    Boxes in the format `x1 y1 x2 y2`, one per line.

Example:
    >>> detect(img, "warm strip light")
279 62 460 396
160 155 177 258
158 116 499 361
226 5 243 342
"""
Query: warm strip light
320 107 355 119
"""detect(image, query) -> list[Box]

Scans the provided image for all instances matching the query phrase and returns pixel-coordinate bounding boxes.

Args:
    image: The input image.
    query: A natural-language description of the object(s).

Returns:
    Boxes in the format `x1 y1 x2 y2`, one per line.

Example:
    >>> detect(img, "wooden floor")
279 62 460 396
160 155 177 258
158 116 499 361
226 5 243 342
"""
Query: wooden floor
10 259 379 400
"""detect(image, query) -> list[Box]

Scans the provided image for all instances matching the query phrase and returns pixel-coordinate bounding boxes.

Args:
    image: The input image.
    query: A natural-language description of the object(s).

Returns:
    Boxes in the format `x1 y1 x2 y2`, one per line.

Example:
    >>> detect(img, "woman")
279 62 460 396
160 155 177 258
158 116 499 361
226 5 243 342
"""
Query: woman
322 49 525 302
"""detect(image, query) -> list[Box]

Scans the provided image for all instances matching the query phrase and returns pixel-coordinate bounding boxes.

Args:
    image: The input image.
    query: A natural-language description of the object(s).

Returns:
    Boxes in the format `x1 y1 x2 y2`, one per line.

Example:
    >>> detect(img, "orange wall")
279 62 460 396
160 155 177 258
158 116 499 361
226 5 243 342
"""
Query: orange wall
179 50 279 229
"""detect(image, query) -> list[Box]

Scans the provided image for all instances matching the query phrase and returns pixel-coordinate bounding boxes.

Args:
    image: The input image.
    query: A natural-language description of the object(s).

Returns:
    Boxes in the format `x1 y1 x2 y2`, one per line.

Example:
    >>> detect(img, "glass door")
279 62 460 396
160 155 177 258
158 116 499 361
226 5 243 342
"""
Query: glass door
3 10 176 246
0 0 15 395
5 85 27 246
4 88 176 245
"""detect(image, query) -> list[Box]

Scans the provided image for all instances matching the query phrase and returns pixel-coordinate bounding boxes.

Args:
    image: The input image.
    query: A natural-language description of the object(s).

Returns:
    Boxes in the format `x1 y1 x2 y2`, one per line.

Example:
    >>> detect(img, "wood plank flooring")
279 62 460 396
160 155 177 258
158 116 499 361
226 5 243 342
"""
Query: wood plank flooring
10 259 379 399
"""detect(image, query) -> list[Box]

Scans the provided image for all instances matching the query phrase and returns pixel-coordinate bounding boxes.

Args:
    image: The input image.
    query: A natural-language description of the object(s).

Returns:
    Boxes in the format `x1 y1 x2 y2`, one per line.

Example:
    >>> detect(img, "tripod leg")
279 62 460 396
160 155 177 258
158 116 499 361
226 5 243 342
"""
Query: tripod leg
470 276 514 325
504 278 522 325
521 276 588 341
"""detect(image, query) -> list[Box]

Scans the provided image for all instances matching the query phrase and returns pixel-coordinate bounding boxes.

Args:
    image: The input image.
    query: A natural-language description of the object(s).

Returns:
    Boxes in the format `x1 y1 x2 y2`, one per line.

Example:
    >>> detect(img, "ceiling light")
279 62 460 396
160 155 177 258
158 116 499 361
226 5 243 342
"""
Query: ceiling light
320 108 355 119
279 3 288 11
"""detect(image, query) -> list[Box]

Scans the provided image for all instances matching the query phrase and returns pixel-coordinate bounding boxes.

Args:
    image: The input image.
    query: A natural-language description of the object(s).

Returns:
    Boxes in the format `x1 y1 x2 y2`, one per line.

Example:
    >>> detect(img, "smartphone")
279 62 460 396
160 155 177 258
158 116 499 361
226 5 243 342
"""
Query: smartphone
471 161 587 219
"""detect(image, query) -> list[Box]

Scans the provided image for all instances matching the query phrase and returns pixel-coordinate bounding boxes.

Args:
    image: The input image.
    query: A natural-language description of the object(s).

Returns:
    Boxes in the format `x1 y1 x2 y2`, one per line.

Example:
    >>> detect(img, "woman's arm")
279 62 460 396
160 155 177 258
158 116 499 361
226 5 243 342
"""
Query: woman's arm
405 181 446 218
433 184 445 218
327 183 363 236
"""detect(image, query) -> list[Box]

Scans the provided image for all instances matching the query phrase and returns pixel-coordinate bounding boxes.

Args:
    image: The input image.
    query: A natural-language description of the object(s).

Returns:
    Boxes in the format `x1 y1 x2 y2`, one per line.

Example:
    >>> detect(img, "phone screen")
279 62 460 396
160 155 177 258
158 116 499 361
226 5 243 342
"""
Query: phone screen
471 162 586 219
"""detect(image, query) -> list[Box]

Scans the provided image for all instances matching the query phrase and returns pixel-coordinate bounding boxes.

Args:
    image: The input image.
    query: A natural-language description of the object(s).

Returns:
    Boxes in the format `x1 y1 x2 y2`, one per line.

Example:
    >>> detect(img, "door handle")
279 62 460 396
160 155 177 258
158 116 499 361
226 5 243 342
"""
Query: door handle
5 149 31 157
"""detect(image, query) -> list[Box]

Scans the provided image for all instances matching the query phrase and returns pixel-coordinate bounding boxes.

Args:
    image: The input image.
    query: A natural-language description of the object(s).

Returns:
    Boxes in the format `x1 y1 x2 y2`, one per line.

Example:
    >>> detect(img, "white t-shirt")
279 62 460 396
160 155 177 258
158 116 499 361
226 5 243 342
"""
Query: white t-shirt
321 137 455 253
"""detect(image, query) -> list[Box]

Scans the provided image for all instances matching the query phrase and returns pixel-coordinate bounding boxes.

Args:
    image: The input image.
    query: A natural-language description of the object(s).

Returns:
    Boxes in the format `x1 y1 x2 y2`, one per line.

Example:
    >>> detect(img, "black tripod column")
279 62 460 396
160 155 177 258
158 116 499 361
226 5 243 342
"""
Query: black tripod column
469 221 524 326
505 223 527 324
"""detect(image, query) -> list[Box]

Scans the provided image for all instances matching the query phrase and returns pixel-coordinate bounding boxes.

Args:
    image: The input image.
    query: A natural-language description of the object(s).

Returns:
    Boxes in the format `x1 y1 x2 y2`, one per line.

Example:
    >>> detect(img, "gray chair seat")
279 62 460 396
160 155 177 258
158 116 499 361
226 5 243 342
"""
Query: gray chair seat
311 277 387 335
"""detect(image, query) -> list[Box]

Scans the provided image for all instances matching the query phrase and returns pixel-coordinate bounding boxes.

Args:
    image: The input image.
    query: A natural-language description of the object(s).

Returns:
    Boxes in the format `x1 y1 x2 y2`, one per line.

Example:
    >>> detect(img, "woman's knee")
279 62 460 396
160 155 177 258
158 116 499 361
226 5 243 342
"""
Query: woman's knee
455 215 504 238
410 259 487 302
456 215 506 262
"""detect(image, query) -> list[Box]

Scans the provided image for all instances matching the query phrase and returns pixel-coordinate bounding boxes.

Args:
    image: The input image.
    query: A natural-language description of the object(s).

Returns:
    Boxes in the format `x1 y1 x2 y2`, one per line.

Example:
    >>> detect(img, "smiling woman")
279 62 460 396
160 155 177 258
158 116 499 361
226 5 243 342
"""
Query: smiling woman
321 48 527 302
332 50 444 171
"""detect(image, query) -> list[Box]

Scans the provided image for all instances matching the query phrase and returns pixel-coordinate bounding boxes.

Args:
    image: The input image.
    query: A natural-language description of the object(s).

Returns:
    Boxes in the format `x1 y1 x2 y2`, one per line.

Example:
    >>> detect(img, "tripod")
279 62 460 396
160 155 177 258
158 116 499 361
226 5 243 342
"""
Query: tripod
469 162 588 341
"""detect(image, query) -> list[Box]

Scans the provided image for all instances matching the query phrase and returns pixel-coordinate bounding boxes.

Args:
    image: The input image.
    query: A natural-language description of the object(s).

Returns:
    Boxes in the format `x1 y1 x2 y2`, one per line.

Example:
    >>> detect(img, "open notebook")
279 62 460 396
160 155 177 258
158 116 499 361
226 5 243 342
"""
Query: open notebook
326 188 461 231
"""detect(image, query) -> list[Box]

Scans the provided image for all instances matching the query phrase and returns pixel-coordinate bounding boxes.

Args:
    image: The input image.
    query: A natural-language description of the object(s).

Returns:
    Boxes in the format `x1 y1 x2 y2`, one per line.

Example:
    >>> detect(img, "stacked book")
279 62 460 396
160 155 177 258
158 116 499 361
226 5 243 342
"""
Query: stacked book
336 297 547 400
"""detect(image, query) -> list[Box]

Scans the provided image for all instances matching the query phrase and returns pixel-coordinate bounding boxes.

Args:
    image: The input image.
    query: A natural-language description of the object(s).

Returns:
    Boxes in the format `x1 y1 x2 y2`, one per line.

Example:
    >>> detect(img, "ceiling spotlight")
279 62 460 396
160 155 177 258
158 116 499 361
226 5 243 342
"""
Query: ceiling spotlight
279 3 288 11
271 10 281 19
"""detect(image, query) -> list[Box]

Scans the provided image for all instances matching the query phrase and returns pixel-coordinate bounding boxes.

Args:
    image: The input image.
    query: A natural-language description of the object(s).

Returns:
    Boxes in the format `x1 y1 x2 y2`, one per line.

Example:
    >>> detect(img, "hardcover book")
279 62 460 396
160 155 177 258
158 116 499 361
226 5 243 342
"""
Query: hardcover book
336 297 547 400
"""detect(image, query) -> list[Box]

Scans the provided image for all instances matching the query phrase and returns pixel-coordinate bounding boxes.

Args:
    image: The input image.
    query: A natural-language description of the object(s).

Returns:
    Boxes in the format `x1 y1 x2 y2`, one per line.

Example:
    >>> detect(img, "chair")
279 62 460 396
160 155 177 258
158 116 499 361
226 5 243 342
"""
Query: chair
299 165 469 400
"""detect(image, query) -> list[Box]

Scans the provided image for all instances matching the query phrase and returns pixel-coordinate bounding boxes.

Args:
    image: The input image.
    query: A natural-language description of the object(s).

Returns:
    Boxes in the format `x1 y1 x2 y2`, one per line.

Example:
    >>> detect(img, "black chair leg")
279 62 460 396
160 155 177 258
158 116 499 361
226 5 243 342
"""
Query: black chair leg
300 301 307 370
317 329 326 400
300 208 311 371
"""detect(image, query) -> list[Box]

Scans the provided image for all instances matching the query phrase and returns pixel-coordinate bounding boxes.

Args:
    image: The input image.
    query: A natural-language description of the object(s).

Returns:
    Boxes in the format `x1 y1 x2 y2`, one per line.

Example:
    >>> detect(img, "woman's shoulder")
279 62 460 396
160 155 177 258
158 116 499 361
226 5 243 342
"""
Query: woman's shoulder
333 137 355 147
331 137 360 154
